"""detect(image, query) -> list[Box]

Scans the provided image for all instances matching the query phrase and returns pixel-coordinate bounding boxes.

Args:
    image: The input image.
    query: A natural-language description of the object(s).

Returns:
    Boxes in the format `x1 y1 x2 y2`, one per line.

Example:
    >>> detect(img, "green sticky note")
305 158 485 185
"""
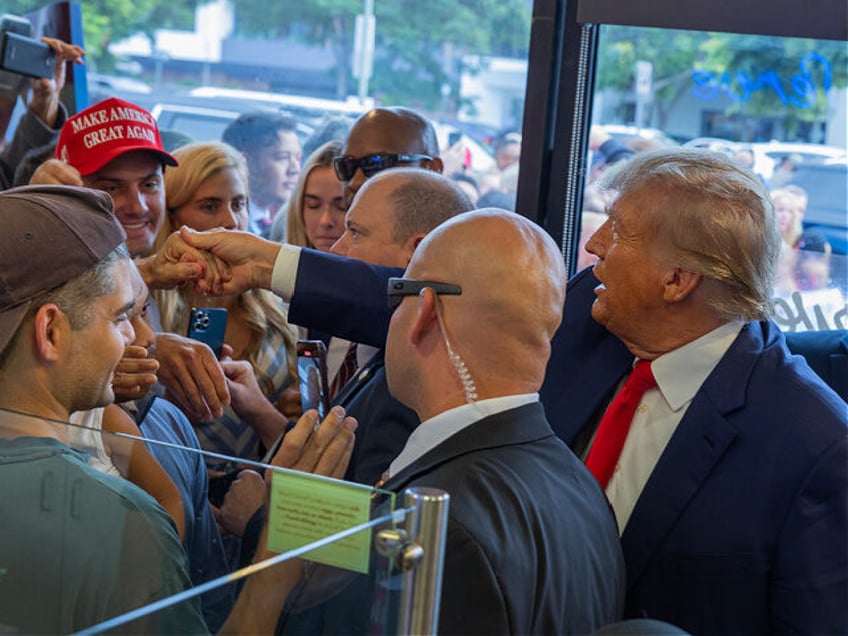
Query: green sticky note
267 471 373 574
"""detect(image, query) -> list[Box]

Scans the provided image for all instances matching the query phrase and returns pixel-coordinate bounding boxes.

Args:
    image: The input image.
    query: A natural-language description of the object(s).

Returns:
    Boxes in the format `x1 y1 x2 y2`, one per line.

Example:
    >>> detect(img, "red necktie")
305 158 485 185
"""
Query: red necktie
329 342 358 400
586 360 657 489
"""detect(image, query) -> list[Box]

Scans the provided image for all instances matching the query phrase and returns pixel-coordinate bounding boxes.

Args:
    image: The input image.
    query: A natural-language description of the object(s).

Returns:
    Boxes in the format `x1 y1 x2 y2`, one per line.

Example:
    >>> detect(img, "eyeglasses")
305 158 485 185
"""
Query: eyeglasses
333 153 434 181
387 277 462 311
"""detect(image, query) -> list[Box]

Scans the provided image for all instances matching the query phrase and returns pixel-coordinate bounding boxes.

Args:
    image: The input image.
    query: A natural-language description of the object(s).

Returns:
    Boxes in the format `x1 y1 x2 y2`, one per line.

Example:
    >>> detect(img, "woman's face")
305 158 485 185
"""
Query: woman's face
302 165 346 252
772 193 804 245
170 167 249 232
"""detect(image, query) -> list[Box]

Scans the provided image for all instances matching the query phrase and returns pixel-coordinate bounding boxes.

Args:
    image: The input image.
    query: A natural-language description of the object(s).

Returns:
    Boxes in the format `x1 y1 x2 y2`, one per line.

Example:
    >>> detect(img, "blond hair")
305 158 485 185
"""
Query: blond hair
286 140 344 248
154 141 297 388
601 148 780 321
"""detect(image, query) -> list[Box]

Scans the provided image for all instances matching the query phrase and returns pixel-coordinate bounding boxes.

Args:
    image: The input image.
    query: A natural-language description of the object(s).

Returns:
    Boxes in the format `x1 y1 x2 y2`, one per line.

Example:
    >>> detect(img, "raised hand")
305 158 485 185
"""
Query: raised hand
270 406 357 480
112 344 160 402
28 158 83 186
28 37 85 128
155 332 230 420
136 229 223 291
220 357 287 449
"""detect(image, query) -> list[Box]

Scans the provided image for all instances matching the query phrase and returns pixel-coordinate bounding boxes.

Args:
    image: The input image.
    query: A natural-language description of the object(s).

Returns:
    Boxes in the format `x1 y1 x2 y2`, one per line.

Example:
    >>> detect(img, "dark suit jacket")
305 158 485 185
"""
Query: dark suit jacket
280 402 624 636
384 402 624 635
331 351 420 487
784 329 848 400
542 268 848 635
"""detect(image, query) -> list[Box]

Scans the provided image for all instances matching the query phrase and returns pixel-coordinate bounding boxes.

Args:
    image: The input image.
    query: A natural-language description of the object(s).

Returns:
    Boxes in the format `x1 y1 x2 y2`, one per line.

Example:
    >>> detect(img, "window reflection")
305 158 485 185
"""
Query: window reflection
588 26 847 331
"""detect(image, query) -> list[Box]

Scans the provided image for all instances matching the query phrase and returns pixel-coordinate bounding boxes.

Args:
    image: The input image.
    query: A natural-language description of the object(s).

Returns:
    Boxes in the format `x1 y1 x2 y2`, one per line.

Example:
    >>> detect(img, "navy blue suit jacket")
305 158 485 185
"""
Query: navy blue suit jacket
330 351 420 487
542 268 848 634
286 250 848 634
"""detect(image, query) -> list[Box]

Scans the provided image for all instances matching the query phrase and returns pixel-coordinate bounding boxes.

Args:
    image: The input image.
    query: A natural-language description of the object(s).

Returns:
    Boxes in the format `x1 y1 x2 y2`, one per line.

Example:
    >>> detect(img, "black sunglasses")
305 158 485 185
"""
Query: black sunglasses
333 153 434 181
387 277 462 311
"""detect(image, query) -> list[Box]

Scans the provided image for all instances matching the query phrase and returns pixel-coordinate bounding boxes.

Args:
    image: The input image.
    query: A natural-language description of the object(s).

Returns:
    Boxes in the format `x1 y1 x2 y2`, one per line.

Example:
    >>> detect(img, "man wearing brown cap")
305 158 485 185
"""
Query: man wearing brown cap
0 184 206 633
30 97 231 421
0 184 357 634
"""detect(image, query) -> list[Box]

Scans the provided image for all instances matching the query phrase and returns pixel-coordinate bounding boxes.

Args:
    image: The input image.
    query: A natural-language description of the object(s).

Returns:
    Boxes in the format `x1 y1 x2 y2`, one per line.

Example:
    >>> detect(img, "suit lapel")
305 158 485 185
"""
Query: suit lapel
621 323 767 589
332 352 384 408
384 402 552 492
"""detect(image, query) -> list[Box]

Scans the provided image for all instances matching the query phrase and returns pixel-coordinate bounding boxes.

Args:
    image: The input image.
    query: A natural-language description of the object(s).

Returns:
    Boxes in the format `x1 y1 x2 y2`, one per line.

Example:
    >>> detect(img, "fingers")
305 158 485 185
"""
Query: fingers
41 37 85 64
112 345 159 402
270 409 320 470
310 416 357 480
220 358 253 381
155 334 230 420
29 159 83 186
271 406 357 479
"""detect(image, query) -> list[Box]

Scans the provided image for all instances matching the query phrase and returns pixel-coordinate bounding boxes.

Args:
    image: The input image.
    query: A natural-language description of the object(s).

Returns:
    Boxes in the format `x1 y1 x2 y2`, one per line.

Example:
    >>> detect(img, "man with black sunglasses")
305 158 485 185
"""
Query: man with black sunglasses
332 106 443 210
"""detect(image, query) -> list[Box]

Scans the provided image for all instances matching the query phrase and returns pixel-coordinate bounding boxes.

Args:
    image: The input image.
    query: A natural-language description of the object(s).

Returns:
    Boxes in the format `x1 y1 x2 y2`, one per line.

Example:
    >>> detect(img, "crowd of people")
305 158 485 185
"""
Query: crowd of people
0 36 846 636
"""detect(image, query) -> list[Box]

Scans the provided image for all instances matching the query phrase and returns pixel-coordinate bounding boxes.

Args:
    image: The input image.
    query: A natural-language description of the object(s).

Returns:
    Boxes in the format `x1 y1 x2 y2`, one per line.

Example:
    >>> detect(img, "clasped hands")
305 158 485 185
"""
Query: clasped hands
145 226 279 296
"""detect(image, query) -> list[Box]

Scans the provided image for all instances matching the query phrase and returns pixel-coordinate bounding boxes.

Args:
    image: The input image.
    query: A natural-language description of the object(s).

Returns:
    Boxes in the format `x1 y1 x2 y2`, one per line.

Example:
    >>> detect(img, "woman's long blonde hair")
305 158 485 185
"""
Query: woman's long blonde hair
286 139 344 248
153 141 297 392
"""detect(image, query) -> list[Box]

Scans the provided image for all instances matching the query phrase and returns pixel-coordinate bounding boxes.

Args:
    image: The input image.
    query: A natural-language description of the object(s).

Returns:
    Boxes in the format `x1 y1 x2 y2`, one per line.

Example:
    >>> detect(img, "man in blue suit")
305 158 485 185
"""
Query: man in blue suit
177 148 847 634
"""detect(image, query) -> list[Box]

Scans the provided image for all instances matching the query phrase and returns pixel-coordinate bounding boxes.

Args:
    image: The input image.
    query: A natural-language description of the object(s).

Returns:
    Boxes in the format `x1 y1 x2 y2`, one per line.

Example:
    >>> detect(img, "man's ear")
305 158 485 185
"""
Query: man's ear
409 288 440 349
402 233 428 264
662 267 702 303
426 157 444 174
33 304 68 362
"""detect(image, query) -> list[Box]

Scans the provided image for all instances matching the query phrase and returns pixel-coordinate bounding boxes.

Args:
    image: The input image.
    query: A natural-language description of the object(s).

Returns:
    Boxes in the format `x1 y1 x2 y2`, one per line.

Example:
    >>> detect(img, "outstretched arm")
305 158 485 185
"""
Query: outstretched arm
178 226 400 347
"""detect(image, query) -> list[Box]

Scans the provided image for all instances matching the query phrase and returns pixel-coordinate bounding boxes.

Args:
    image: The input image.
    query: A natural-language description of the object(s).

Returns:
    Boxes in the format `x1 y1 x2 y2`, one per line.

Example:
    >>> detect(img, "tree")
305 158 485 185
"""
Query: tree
596 26 848 139
232 0 531 114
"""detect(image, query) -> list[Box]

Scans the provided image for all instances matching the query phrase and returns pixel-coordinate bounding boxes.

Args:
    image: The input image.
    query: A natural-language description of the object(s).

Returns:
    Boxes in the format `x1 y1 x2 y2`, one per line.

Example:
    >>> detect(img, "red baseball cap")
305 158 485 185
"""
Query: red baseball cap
54 97 178 176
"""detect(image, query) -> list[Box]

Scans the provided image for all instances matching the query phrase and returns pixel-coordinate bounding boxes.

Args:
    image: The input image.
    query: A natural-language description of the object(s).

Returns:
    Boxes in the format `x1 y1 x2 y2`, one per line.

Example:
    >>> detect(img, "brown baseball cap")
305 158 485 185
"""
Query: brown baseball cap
54 97 178 176
0 185 127 354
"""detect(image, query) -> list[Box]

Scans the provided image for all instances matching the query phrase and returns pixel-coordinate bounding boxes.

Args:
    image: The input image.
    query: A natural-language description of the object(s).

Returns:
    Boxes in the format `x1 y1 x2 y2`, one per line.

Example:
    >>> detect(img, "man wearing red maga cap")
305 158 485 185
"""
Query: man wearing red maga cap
30 97 233 422
47 97 178 258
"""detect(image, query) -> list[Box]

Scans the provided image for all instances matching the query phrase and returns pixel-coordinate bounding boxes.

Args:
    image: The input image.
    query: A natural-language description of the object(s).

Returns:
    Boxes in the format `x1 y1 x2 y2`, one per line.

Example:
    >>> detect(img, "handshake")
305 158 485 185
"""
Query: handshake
141 226 282 294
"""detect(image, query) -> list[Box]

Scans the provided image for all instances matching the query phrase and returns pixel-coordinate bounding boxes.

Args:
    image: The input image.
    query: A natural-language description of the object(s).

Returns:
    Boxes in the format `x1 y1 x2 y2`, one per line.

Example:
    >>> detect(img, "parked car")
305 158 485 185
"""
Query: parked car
150 101 314 145
749 141 845 181
188 86 370 129
602 124 679 149
788 157 848 255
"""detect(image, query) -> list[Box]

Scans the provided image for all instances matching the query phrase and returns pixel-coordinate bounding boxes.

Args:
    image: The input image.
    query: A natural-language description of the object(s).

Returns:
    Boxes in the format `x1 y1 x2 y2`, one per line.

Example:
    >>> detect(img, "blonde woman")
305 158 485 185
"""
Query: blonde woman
282 140 362 389
285 139 346 249
153 141 297 468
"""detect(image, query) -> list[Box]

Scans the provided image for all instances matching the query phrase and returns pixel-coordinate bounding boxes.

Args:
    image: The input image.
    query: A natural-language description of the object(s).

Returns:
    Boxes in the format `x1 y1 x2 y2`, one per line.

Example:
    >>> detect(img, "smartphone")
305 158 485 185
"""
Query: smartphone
187 307 228 358
0 31 55 79
297 340 330 420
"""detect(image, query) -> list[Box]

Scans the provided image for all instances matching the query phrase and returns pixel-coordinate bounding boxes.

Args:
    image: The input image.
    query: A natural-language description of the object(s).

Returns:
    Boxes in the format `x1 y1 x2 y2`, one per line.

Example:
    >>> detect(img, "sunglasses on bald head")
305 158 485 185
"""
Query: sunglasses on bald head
333 153 434 182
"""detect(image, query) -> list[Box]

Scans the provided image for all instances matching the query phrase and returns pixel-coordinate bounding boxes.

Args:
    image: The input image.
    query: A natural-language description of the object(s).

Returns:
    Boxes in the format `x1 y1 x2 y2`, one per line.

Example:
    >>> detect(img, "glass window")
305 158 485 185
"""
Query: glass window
585 26 847 332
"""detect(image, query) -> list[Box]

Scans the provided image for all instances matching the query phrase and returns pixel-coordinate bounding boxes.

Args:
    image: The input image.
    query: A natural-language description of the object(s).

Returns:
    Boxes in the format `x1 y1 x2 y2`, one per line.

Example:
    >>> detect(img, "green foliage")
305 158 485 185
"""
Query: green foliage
8 0 529 112
596 26 848 129
231 0 531 112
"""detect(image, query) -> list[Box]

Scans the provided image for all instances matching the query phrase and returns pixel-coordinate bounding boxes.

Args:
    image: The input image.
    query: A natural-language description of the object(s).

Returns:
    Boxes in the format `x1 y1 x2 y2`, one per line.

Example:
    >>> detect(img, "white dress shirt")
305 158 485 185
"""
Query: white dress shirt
605 321 744 534
388 393 539 479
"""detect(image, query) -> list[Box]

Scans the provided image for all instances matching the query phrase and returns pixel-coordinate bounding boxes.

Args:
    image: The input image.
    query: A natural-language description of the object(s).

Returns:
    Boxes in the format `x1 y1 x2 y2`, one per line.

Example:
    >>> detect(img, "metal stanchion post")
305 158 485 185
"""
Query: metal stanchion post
376 487 449 635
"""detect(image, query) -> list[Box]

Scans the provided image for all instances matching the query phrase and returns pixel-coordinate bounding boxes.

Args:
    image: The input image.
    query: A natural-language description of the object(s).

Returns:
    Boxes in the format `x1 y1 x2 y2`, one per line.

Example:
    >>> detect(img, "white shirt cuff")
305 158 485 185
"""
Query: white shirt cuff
270 243 302 301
